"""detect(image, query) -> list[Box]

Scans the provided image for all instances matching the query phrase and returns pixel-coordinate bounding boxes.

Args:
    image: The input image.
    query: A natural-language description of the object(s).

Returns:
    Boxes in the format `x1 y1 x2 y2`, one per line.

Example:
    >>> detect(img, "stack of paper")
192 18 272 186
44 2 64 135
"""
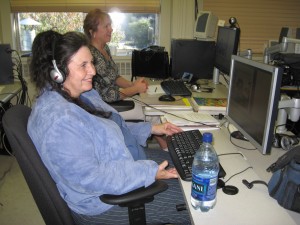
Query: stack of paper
146 84 165 95
163 111 220 131
142 97 193 115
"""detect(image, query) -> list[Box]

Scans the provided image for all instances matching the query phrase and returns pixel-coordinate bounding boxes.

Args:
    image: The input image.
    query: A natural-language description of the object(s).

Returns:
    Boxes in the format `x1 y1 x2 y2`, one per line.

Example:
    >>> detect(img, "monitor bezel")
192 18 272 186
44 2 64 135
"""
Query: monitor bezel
214 26 240 75
170 39 216 82
226 55 283 154
194 11 218 39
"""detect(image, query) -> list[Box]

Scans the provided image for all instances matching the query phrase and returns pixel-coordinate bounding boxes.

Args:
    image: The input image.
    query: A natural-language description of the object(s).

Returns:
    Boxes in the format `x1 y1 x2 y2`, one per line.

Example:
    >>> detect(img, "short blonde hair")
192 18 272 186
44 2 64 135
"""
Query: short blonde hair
83 8 110 40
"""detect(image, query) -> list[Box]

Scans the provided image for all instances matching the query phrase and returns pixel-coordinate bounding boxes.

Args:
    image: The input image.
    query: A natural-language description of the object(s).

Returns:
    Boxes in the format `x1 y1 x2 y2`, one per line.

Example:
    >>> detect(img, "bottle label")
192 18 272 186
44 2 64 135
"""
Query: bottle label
191 174 217 201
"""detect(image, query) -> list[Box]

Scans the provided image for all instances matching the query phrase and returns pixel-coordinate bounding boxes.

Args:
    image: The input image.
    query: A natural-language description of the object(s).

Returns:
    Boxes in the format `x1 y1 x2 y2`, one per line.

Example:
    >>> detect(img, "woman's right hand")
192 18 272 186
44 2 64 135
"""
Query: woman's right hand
132 77 148 93
155 160 178 180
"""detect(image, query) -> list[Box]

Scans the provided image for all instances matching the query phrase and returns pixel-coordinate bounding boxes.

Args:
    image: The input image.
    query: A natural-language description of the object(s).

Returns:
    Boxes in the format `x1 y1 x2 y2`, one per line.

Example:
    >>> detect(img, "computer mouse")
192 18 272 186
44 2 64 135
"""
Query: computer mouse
159 95 176 102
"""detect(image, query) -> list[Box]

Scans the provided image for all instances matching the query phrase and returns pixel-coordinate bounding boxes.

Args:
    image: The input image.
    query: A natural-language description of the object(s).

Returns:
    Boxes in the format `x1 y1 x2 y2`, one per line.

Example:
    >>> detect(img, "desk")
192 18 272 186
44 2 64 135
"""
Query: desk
140 80 228 115
0 81 22 104
142 79 300 224
179 127 300 225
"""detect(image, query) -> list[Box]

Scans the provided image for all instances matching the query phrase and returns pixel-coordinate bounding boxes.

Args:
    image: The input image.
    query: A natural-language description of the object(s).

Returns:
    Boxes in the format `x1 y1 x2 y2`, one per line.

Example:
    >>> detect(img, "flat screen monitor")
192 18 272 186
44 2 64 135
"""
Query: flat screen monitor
0 44 14 84
170 39 215 82
226 55 283 154
194 11 218 39
215 26 240 75
279 27 293 43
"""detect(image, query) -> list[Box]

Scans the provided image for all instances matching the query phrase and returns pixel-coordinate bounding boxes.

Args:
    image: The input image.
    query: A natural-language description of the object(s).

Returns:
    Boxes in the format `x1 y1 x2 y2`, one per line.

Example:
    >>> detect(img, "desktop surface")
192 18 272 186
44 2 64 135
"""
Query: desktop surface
179 127 299 225
141 79 229 115
0 81 22 103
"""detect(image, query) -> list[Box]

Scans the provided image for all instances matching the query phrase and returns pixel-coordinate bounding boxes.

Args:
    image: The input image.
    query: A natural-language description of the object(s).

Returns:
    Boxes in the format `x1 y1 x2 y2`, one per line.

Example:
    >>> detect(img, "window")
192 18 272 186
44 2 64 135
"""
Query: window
15 12 159 55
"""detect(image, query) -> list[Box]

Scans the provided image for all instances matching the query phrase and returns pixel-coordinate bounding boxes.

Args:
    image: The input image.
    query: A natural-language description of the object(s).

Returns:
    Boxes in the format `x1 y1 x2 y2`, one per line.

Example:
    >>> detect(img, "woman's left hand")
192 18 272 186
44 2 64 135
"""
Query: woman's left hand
151 122 183 136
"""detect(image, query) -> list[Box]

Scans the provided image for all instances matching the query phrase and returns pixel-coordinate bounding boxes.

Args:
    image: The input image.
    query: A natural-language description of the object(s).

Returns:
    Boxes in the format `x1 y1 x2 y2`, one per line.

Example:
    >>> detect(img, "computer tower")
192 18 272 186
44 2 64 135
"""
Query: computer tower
0 44 14 84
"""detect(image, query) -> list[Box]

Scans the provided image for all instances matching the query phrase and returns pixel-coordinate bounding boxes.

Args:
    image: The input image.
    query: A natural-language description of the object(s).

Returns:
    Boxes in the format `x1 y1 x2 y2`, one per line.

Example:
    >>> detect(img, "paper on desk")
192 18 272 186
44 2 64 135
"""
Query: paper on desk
161 114 219 131
147 85 165 95
163 111 220 130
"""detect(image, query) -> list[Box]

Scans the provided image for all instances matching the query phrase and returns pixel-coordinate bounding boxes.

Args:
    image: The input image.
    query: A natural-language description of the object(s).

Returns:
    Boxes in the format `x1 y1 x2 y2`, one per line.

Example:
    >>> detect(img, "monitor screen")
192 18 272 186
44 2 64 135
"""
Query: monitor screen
170 39 215 82
215 26 240 75
226 55 283 154
0 44 14 84
194 11 218 39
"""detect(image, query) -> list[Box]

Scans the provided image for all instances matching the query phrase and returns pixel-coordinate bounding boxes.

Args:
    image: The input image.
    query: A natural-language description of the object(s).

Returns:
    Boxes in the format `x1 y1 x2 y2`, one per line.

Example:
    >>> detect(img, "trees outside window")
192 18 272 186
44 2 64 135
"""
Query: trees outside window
16 12 158 54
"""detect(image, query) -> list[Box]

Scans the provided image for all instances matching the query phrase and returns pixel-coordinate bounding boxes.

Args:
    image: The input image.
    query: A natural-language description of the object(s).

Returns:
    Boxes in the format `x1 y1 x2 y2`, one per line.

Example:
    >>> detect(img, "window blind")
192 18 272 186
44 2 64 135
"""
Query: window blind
203 0 300 54
10 0 161 13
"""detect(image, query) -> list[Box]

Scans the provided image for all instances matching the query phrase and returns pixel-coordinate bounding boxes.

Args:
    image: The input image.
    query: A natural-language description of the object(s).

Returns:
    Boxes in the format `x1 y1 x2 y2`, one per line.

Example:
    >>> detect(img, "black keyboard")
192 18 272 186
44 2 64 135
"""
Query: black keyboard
160 80 192 96
166 129 226 181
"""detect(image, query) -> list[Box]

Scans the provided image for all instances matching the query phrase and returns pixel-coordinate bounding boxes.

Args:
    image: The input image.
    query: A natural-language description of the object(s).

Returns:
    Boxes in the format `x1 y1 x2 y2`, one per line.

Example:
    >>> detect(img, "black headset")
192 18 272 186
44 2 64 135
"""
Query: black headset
273 133 299 151
50 40 65 83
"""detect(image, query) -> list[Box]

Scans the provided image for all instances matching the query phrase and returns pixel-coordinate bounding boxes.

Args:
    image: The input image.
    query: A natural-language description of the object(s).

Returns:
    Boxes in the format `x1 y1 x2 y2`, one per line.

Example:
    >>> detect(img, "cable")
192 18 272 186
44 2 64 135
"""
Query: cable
1 132 14 157
218 152 246 159
224 166 253 184
226 123 257 151
242 179 268 189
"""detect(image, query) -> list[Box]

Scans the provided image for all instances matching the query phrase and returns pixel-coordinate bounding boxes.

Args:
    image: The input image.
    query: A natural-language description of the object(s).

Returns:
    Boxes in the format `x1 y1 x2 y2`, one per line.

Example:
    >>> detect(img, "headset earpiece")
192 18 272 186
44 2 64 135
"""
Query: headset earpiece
50 40 65 83
50 60 65 83
273 133 299 151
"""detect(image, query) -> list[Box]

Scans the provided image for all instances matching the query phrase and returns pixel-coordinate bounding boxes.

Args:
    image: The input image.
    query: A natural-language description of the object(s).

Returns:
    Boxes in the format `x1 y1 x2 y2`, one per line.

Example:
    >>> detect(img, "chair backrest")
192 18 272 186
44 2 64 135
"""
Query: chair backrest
2 104 75 225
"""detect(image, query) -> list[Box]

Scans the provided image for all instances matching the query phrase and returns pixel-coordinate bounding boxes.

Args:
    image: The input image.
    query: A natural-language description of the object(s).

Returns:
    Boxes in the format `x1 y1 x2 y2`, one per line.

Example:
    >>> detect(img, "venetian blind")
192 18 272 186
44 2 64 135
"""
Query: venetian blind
10 0 161 13
203 0 300 54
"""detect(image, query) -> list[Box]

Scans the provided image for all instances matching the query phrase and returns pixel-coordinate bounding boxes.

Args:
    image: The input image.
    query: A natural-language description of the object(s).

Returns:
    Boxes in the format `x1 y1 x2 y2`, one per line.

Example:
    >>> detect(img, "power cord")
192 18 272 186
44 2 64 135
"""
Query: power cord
223 166 253 184
242 179 268 189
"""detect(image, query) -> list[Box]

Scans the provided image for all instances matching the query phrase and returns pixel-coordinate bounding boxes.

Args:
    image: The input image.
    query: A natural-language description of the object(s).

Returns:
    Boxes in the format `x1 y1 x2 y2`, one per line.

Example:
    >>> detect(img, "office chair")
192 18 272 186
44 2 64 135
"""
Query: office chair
109 99 135 112
2 104 168 225
131 47 169 81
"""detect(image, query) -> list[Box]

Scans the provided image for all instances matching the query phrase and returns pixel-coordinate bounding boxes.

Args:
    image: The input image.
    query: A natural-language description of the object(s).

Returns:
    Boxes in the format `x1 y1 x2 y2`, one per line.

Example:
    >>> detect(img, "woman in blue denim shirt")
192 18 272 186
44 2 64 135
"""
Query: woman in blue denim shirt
28 30 191 225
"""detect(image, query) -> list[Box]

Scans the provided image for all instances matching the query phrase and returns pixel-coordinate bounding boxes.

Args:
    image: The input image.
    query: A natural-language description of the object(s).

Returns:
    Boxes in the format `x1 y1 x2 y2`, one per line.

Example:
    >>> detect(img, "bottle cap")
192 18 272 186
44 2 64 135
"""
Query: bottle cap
202 132 212 143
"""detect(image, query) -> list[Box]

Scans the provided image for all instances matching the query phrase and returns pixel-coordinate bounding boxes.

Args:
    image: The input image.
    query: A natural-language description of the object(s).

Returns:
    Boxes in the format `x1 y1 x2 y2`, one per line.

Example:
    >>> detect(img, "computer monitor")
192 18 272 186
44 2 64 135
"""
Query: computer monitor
214 26 240 75
0 44 14 84
170 39 215 82
226 55 283 155
194 11 218 39
279 27 293 43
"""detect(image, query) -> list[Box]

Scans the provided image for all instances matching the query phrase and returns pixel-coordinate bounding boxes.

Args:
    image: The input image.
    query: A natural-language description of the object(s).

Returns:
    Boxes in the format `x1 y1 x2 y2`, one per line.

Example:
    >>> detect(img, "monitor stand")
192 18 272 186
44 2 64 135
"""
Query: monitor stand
213 67 220 84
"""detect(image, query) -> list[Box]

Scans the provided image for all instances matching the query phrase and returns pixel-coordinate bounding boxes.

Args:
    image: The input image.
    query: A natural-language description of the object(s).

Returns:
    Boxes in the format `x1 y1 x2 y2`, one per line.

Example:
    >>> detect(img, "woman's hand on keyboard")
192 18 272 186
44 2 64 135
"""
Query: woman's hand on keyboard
155 160 178 180
151 122 183 136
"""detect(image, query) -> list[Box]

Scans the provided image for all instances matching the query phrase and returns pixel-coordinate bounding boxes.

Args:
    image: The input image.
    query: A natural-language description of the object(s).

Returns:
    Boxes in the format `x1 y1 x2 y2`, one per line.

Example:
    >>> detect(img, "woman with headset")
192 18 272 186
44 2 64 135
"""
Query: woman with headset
28 30 190 225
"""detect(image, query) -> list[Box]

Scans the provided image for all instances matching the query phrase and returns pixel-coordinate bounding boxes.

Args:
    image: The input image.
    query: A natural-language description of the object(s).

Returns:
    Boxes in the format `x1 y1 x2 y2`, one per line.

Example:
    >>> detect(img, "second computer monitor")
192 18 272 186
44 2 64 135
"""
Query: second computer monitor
170 39 215 82
214 26 240 76
227 55 283 155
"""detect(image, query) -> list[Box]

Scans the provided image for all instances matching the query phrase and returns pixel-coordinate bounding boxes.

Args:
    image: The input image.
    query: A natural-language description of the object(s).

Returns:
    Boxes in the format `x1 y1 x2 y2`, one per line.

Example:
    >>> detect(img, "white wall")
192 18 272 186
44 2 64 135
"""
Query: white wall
0 0 13 46
160 0 196 53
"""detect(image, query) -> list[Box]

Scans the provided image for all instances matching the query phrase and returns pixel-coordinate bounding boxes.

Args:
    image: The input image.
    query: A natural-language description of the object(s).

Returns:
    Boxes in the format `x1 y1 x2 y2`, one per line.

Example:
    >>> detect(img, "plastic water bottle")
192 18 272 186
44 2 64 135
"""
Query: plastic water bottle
191 132 219 212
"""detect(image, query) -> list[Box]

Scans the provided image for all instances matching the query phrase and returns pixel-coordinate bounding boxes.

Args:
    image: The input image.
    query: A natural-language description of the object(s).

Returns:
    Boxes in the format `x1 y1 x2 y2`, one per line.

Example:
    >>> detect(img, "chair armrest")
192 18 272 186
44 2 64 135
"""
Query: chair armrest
108 100 135 112
100 180 168 205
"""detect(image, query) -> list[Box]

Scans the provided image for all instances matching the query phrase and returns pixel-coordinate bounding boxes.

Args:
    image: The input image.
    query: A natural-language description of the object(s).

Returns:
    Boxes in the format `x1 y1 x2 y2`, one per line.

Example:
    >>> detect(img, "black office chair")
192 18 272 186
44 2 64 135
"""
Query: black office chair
2 104 168 225
109 99 135 112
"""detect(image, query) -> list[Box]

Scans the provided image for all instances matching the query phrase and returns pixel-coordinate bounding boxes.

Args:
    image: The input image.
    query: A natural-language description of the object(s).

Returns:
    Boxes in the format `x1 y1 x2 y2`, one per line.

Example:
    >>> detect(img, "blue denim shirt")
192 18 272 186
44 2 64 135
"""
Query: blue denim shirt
27 88 158 215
